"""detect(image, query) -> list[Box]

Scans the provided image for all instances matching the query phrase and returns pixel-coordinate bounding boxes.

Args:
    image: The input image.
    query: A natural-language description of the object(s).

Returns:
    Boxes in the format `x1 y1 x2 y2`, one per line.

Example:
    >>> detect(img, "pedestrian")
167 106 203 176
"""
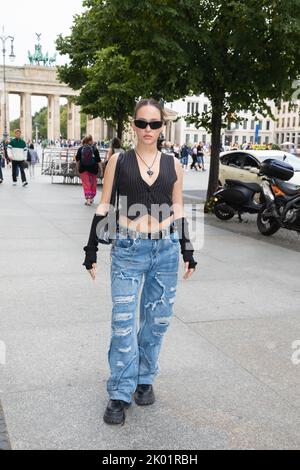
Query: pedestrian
197 142 205 171
161 141 175 158
190 144 199 171
180 143 190 171
7 129 28 187
82 98 197 425
27 144 39 178
76 135 102 206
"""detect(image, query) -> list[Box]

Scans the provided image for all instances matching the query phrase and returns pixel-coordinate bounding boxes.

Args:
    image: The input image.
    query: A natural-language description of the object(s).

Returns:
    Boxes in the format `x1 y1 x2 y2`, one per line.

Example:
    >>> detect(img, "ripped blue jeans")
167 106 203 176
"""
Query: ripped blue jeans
107 230 180 403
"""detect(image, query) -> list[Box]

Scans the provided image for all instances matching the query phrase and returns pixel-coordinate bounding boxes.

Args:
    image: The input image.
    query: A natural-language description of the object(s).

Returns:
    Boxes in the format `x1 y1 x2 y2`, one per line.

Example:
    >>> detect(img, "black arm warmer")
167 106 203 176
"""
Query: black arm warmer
83 214 106 270
174 217 198 270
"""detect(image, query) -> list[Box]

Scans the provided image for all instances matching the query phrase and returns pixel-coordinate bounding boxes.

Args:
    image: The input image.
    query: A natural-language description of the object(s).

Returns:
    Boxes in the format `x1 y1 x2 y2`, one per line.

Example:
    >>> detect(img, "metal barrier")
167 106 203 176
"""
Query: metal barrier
41 147 108 184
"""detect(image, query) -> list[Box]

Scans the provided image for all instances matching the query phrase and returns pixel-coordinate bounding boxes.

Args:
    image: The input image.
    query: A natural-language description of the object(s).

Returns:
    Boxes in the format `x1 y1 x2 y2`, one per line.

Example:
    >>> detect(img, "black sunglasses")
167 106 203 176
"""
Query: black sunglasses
134 119 163 130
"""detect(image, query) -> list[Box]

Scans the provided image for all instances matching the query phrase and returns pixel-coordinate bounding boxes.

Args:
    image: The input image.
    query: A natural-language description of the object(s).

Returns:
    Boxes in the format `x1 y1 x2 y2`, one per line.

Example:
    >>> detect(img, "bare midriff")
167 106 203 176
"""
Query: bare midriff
118 213 175 233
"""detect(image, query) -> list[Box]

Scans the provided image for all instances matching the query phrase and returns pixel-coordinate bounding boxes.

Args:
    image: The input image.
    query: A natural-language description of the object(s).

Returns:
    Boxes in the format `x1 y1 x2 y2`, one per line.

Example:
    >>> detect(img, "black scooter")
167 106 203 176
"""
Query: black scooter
213 179 264 222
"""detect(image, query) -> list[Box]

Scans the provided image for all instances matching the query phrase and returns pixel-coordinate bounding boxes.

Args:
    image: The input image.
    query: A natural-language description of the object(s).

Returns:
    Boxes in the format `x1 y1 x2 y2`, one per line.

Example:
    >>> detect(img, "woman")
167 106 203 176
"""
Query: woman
190 144 199 171
83 99 197 425
27 144 39 178
197 142 205 171
76 135 102 206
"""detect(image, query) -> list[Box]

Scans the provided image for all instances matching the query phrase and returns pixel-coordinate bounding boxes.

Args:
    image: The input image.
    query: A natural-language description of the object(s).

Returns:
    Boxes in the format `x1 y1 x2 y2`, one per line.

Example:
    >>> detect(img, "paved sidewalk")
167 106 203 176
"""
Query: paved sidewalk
1 168 300 449
0 402 11 450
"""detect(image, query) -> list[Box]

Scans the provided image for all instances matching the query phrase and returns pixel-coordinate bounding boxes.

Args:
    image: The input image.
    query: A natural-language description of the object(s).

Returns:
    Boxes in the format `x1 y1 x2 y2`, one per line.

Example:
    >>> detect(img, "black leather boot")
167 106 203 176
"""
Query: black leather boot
103 400 131 425
134 385 156 406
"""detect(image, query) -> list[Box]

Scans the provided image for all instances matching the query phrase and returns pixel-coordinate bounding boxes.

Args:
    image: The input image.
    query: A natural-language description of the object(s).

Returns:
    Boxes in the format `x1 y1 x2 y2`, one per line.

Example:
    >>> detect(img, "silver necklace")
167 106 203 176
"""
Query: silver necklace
135 149 159 177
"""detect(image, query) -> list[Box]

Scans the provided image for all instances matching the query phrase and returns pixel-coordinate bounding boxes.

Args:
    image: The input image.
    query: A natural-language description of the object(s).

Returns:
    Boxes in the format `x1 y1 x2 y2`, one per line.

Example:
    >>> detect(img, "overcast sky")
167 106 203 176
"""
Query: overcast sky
2 0 84 118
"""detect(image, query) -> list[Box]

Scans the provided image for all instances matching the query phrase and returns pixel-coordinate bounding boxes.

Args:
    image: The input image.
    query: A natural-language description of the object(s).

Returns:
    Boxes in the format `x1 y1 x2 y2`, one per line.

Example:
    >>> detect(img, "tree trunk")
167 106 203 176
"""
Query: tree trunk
205 96 224 212
117 117 124 140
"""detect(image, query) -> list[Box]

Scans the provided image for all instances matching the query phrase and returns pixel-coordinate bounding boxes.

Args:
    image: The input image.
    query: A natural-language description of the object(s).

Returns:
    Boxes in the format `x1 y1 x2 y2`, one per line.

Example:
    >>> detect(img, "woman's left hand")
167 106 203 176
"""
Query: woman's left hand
183 262 196 280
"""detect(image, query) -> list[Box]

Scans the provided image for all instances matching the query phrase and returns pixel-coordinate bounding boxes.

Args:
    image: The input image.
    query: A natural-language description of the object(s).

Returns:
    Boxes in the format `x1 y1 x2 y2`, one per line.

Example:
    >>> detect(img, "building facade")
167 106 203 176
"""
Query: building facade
167 95 300 149
274 101 300 147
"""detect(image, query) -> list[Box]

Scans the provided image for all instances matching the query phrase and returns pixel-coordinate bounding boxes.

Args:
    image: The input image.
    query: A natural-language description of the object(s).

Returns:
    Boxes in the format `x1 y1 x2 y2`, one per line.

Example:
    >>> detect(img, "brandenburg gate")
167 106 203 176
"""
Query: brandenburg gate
0 64 110 142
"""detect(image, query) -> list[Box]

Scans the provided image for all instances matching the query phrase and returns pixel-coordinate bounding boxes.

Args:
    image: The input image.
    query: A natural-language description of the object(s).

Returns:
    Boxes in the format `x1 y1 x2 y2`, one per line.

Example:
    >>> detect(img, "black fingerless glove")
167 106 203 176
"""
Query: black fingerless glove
174 217 198 270
83 214 106 270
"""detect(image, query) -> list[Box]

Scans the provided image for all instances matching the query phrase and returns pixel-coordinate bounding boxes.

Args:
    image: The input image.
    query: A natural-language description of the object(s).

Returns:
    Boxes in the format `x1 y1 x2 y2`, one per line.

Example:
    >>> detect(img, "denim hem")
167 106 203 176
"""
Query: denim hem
107 392 133 404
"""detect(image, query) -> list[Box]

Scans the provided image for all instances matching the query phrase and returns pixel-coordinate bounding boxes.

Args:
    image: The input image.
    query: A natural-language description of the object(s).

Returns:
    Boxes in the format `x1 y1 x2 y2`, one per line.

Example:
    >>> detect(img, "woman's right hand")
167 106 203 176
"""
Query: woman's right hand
88 263 97 281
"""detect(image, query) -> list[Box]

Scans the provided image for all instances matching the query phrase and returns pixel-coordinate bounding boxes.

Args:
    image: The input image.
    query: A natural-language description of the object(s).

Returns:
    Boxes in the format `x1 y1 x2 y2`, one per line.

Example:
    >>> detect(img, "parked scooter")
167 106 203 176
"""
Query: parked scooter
256 159 300 236
213 179 263 222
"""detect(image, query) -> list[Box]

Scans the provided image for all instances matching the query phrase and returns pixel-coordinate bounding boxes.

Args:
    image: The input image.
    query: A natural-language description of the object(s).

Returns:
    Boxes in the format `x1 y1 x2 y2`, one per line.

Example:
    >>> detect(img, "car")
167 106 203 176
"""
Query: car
219 150 300 187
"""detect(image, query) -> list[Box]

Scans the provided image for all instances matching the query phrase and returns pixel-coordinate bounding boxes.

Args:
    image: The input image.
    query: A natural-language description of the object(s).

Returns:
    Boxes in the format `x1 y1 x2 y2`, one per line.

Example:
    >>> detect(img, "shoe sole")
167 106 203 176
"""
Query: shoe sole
103 403 131 425
133 394 156 406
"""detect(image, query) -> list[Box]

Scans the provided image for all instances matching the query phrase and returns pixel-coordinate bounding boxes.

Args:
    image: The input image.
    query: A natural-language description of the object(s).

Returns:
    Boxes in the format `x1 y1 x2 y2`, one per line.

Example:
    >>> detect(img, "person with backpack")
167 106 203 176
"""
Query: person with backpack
76 135 102 206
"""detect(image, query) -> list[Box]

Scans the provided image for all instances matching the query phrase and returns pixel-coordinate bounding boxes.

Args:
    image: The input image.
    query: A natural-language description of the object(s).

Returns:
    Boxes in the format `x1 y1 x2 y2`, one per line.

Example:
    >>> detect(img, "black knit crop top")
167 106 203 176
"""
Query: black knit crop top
116 149 177 223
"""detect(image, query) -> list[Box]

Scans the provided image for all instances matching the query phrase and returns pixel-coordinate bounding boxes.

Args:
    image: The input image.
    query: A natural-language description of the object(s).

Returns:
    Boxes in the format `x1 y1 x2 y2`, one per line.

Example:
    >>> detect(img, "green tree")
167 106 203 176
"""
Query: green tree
10 118 20 134
183 0 300 204
57 0 300 207
32 107 48 139
11 105 80 140
56 0 190 139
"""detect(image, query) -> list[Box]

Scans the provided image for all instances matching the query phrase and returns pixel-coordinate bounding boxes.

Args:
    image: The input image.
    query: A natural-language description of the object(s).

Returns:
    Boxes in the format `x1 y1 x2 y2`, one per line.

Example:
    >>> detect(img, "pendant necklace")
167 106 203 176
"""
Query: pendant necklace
135 149 159 177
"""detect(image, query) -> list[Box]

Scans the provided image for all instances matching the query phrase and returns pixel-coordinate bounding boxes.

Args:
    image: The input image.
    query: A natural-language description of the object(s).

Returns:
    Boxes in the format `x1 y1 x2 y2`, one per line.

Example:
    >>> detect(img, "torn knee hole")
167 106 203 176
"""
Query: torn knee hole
114 295 135 305
118 346 132 354
113 327 133 337
114 312 133 322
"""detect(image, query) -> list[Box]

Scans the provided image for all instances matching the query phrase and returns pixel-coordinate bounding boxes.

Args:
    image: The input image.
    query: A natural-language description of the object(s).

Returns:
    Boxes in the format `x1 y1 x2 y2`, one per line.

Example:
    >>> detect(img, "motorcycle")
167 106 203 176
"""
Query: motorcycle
213 178 263 222
256 158 300 236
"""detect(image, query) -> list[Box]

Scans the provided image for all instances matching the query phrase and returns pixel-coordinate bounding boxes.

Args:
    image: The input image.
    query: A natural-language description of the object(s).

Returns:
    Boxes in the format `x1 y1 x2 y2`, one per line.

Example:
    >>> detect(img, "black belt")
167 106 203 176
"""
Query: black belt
116 223 177 240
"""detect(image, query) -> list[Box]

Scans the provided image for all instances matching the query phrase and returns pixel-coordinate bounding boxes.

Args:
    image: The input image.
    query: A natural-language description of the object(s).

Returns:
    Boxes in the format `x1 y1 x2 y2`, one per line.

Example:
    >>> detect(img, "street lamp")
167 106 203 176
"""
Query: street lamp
1 26 15 141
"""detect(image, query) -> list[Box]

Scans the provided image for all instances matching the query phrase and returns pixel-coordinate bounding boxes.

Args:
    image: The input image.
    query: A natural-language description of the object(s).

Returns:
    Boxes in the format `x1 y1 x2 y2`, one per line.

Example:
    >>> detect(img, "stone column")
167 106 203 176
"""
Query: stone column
0 91 10 139
67 102 81 141
170 120 176 144
73 104 81 141
6 93 10 138
103 121 108 141
67 101 72 140
0 90 4 138
92 117 101 142
20 93 32 142
86 115 94 136
100 119 105 141
48 95 61 141
166 121 173 142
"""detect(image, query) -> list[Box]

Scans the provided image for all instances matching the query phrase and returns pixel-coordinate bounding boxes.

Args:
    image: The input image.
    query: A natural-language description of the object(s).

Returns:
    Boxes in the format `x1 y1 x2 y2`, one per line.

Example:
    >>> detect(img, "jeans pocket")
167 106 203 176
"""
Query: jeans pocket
114 238 136 250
